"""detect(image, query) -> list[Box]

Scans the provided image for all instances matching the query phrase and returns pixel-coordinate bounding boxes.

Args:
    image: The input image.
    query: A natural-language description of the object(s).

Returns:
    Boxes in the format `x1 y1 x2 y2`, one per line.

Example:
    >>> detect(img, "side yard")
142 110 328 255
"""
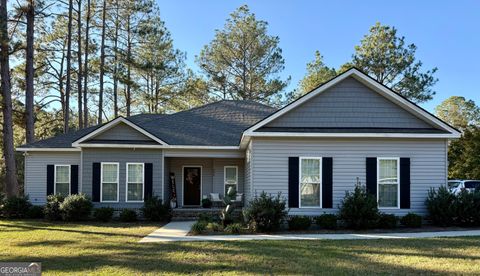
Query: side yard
1 220 480 275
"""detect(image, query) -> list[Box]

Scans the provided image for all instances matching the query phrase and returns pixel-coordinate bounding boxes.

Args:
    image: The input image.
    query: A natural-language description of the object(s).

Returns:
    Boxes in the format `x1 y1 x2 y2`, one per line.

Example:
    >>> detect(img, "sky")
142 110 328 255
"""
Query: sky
156 0 480 112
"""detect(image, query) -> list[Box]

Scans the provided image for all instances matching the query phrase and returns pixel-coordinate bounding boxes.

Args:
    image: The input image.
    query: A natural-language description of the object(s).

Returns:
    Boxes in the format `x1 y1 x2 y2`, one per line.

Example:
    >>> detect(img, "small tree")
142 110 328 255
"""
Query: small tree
339 183 379 229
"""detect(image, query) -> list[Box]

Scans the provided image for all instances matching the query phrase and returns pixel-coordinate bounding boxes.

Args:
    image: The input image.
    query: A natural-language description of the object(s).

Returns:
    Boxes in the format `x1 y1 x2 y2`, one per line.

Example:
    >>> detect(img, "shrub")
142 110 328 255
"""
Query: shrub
400 213 422 228
339 184 379 229
191 221 207 234
315 214 338 230
44 194 64 221
288 216 311 231
224 223 243 234
206 222 223 232
455 189 480 226
141 196 171 222
2 195 32 219
119 209 137 222
425 186 456 226
27 205 44 219
202 198 212 208
94 207 114 222
198 213 216 223
60 194 93 221
377 213 397 229
243 192 287 232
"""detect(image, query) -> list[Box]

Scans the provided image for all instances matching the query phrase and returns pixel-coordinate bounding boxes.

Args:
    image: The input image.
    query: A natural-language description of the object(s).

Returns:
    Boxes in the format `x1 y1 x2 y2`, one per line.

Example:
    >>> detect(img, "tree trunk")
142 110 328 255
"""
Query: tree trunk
64 0 73 133
77 0 83 129
98 0 106 124
112 0 119 118
126 15 131 117
0 0 19 197
25 0 35 143
82 0 90 127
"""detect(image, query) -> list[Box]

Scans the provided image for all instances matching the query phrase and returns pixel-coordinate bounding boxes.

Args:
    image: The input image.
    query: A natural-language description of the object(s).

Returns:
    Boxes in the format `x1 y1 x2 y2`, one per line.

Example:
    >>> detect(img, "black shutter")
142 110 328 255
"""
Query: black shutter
71 165 79 194
366 157 377 198
92 163 101 202
47 165 54 196
288 157 299 208
322 157 333 208
400 158 411 209
144 163 153 200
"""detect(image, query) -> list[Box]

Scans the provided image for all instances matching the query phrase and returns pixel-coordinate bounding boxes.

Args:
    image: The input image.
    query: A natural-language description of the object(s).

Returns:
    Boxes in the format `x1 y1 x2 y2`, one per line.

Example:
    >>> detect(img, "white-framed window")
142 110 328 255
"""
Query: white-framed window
54 165 70 196
377 157 400 209
299 157 322 208
224 166 238 195
126 163 144 202
101 162 119 202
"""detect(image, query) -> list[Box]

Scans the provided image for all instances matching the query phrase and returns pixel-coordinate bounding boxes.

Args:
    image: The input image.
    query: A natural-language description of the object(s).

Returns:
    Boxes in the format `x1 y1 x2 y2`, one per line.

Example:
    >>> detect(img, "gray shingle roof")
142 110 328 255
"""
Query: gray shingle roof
19 100 276 148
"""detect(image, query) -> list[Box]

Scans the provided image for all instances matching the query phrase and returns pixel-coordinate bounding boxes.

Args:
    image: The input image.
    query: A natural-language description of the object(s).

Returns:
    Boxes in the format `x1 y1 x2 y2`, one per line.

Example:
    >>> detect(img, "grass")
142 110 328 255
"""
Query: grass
1 220 480 275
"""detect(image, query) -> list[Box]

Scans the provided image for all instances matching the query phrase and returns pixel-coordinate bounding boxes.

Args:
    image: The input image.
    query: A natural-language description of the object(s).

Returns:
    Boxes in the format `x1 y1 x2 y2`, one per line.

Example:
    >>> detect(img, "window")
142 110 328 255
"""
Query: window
224 166 238 195
101 163 119 202
55 165 70 196
377 158 400 208
126 163 144 202
299 157 322 208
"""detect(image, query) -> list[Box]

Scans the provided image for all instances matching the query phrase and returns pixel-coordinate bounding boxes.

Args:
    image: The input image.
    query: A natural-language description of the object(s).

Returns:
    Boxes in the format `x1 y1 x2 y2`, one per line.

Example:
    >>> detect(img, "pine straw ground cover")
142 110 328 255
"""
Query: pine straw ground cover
1 220 479 275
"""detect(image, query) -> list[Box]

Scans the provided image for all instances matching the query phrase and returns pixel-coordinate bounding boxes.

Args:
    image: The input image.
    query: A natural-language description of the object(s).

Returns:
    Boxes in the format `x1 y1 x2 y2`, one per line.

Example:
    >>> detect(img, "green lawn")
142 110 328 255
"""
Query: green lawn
1 220 480 275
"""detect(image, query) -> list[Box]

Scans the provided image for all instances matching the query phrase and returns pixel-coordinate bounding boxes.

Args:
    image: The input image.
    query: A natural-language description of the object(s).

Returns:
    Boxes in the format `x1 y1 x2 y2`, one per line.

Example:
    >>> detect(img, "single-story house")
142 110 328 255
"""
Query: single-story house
17 68 461 216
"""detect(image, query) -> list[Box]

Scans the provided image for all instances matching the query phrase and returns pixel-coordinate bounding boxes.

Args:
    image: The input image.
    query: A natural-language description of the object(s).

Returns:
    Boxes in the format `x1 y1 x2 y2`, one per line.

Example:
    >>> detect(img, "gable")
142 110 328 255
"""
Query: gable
264 77 435 130
85 122 156 143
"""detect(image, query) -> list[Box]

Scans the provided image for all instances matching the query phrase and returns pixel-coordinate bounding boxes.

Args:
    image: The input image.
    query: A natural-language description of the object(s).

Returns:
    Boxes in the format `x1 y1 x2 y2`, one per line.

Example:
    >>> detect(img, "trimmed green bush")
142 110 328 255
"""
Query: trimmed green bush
94 207 114 222
224 223 243 234
60 194 93 221
191 221 207 234
315 214 338 230
2 195 32 219
119 209 137 222
377 213 397 229
455 190 480 226
44 194 64 221
400 213 422 228
288 216 311 231
27 205 44 219
206 222 223 232
339 184 379 229
141 196 171 222
425 186 456 226
202 198 212 208
243 192 287 232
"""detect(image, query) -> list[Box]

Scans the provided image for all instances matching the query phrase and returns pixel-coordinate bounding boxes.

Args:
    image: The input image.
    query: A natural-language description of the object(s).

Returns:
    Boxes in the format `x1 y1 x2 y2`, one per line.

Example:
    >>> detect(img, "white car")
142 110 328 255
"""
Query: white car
448 180 480 194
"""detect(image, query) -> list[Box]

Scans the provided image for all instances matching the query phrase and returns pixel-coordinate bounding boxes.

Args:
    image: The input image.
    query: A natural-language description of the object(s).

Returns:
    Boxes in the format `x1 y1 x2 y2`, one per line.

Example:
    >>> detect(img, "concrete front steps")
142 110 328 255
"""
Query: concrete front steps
171 208 242 221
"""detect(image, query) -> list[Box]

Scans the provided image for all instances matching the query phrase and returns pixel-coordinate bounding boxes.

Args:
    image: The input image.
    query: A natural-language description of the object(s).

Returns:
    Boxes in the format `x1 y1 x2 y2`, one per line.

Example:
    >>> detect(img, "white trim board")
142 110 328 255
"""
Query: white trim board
242 68 461 139
72 117 168 147
17 148 81 152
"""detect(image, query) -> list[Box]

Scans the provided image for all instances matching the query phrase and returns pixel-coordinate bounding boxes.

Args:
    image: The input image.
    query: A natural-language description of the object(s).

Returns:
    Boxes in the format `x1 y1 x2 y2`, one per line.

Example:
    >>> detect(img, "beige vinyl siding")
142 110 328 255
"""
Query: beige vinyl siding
24 152 81 205
265 77 434 129
251 137 447 216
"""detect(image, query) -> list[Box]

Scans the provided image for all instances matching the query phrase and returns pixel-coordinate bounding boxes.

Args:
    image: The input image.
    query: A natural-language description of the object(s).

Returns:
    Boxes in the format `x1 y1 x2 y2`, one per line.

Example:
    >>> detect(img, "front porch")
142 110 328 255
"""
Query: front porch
164 156 245 209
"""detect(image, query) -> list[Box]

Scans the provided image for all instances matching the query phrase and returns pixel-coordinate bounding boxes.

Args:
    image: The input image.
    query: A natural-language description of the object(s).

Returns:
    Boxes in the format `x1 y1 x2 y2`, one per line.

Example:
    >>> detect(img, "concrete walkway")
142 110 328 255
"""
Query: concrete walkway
139 222 480 243
139 221 196 243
